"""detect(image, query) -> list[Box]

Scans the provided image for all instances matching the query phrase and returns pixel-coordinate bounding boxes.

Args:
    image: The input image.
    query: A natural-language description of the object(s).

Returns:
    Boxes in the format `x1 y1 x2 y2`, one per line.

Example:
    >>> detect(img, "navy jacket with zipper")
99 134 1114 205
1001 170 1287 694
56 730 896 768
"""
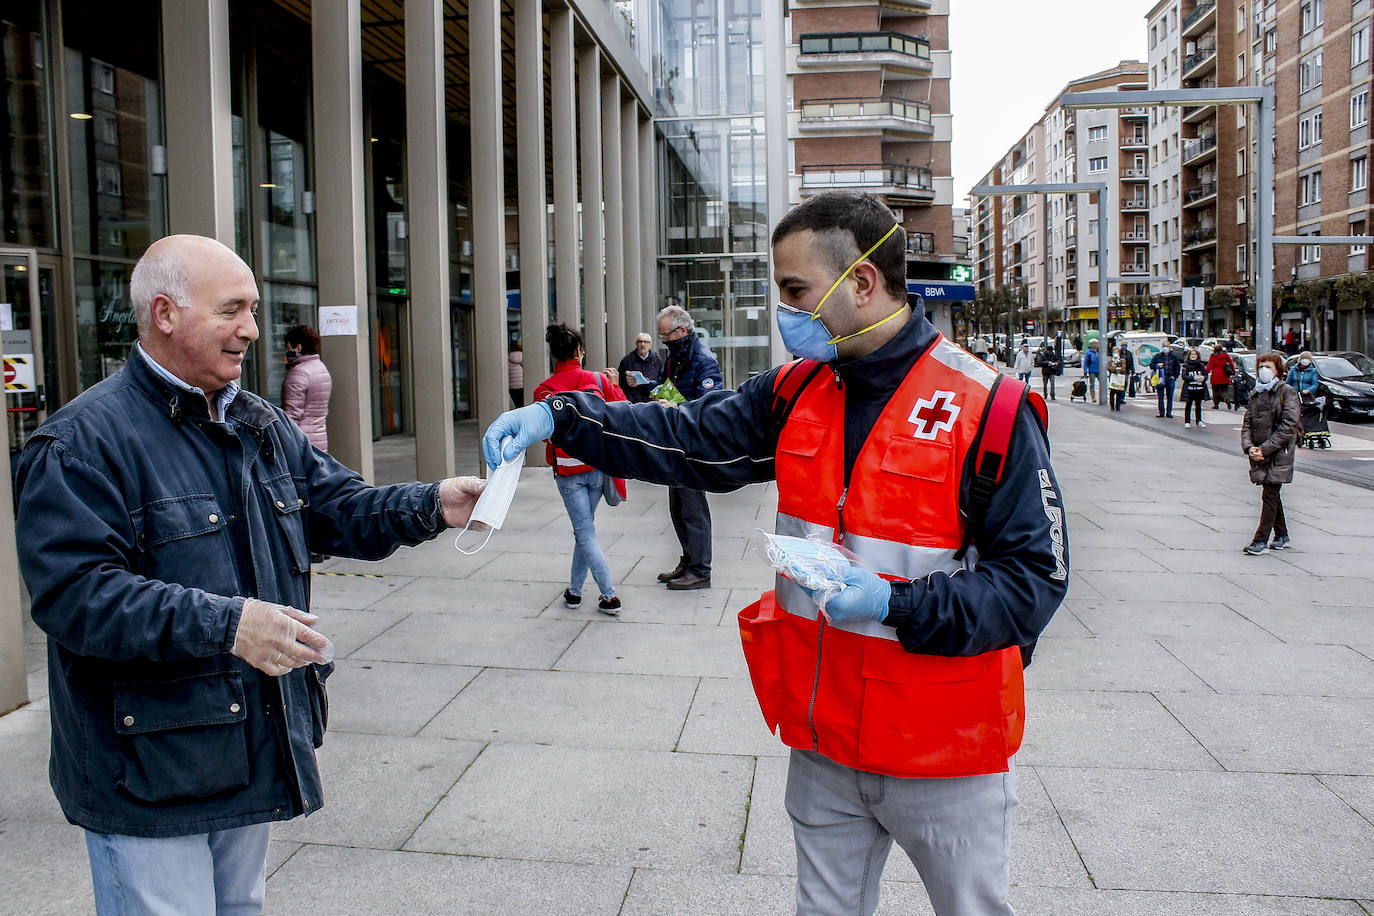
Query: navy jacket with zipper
15 348 447 837
544 306 1069 659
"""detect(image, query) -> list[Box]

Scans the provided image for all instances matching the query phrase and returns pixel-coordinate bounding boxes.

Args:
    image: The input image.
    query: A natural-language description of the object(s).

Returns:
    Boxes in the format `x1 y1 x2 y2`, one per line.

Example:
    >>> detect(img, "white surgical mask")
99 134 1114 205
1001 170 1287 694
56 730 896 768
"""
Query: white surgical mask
1300 359 1311 367
454 439 525 555
1257 366 1276 383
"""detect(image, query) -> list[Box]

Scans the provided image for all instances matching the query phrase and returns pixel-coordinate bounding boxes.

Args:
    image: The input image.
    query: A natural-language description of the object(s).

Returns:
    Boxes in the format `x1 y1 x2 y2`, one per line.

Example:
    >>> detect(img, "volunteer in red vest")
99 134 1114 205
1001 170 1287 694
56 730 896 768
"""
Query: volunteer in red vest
481 191 1069 916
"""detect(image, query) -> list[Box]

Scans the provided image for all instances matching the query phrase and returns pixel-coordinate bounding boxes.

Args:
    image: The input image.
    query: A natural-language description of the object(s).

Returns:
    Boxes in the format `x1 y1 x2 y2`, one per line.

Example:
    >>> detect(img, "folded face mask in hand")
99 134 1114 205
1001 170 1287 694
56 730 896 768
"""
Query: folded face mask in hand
454 439 525 555
757 531 854 613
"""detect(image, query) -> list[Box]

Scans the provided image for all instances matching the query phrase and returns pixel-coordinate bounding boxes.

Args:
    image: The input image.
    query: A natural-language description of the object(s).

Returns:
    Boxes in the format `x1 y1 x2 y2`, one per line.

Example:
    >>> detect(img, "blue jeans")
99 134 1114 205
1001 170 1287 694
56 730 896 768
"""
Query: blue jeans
85 823 270 915
1157 378 1176 416
555 469 615 598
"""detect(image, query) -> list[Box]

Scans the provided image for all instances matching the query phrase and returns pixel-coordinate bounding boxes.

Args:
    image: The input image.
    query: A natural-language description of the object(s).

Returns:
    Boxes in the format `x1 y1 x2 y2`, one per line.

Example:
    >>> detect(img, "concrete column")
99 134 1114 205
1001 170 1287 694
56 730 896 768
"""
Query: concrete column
161 0 234 241
0 417 26 715
550 9 580 335
639 116 657 335
470 0 508 459
406 0 456 479
515 0 550 465
620 98 642 345
578 46 607 369
312 0 374 480
600 77 625 367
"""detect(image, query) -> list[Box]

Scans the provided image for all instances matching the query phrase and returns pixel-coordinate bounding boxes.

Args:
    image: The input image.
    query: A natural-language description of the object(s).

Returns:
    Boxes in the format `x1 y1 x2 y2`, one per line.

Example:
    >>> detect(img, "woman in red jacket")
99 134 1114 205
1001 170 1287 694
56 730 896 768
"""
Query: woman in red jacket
534 324 626 615
1207 346 1236 410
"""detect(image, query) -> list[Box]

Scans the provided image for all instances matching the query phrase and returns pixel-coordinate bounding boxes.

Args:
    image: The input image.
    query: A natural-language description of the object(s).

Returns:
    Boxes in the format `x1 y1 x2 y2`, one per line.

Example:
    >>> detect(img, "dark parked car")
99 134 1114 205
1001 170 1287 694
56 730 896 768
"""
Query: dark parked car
1284 351 1374 421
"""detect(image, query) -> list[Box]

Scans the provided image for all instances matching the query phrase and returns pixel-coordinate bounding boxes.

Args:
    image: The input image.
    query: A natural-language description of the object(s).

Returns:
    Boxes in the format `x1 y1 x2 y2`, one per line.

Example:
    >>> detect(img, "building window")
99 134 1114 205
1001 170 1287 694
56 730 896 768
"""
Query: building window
1355 23 1370 66
1237 197 1246 223
1237 148 1247 175
1237 244 1247 271
1299 170 1323 205
1088 156 1108 173
1298 111 1323 148
1300 0 1323 34
1088 125 1108 142
1238 4 1246 30
1088 218 1099 236
1352 90 1369 128
1265 29 1277 52
1352 220 1368 256
1236 52 1247 80
1300 232 1321 264
1354 155 1368 191
1300 51 1323 92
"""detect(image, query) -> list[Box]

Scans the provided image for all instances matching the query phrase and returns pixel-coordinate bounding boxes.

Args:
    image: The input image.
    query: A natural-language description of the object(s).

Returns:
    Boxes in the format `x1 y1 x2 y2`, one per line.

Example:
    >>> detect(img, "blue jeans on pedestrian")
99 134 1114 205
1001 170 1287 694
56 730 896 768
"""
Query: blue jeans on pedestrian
1017 372 1031 385
1157 378 1176 416
555 469 615 598
85 823 270 915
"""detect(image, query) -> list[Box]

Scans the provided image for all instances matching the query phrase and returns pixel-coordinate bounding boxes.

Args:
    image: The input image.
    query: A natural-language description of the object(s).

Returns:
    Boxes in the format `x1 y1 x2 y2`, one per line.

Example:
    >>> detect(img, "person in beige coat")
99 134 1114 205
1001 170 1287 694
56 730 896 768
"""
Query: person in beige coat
283 324 332 451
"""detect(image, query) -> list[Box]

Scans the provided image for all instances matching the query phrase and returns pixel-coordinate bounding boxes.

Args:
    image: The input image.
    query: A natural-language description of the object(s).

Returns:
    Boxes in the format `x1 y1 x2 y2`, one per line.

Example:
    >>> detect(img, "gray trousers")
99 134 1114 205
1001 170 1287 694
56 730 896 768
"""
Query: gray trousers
785 749 1017 916
668 485 712 576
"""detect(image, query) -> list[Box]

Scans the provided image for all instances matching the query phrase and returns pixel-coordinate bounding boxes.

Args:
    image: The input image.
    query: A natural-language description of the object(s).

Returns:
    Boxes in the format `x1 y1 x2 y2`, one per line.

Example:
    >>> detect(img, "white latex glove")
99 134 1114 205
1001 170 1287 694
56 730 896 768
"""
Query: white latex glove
439 475 485 527
232 598 332 676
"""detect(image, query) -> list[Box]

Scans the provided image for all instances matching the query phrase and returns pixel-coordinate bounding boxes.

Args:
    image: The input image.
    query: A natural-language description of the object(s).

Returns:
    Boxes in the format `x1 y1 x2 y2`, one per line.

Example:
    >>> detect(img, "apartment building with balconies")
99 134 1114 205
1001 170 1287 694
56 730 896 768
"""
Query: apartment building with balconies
972 62 1148 340
1148 0 1185 320
972 167 1004 298
787 0 956 284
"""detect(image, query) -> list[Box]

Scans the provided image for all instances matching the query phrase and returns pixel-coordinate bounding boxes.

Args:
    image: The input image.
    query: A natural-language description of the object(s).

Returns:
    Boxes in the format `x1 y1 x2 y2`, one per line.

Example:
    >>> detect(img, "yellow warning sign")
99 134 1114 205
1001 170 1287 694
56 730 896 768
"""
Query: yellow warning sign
4 354 35 393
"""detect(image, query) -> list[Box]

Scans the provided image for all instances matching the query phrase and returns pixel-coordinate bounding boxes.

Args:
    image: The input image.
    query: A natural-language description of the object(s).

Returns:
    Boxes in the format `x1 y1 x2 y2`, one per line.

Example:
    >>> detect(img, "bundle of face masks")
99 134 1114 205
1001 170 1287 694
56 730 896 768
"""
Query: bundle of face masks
756 531 862 613
651 378 686 404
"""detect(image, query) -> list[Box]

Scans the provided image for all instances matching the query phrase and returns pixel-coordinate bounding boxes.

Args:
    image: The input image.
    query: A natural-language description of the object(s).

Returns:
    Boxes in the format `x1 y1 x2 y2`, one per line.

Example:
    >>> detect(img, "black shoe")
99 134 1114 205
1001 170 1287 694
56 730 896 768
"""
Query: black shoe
1242 541 1268 556
657 558 688 582
666 572 711 590
1270 535 1291 550
564 589 582 607
597 595 621 616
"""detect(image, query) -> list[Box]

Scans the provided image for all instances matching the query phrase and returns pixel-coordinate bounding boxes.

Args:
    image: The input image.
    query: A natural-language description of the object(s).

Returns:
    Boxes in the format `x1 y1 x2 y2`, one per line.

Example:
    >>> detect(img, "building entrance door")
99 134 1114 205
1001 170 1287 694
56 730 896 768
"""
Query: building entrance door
1 249 47 456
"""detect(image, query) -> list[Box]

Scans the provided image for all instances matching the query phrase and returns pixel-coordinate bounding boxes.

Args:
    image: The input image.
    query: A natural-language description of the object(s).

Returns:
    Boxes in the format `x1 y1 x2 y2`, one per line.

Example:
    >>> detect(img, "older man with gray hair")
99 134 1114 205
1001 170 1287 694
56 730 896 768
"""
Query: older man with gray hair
653 304 723 589
14 234 484 913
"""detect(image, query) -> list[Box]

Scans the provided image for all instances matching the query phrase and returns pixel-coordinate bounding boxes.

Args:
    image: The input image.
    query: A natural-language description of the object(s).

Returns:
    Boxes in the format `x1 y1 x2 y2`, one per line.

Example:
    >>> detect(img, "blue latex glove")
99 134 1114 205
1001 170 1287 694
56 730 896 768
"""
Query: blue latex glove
482 402 554 467
806 564 892 625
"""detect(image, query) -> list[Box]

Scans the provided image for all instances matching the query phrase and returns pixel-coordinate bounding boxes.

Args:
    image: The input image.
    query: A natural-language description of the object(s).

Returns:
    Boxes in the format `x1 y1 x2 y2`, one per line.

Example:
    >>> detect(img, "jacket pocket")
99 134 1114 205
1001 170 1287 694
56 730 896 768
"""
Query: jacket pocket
262 474 310 573
306 662 334 748
113 672 250 803
131 495 228 584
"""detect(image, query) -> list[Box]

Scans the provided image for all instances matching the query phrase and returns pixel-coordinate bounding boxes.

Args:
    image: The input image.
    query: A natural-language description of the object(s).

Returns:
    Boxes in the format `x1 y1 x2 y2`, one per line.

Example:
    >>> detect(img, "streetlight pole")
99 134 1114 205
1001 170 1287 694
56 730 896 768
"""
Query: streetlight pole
969 182 1110 408
1060 86 1276 352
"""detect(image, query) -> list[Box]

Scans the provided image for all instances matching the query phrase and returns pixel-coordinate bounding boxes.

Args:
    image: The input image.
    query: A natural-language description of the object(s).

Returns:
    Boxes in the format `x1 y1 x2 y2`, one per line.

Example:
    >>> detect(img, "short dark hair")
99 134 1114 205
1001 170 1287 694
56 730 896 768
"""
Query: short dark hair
285 324 320 354
545 323 584 361
770 191 907 299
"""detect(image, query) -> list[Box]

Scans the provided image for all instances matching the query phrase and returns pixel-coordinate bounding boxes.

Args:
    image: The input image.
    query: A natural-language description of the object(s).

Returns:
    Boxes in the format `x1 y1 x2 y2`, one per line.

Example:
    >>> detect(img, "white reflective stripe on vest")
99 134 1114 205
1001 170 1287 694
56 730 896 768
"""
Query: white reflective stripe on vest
771 513 973 641
555 456 587 468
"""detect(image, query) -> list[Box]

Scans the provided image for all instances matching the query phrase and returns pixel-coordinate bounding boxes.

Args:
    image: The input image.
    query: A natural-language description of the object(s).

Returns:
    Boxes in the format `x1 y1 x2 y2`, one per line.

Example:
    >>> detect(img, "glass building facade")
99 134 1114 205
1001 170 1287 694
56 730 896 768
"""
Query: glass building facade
653 0 772 386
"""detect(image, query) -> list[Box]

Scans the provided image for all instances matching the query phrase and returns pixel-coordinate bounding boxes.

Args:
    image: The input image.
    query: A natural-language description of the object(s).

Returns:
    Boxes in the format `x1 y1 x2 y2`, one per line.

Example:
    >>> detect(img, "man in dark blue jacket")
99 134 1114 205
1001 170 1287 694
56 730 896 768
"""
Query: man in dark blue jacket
484 191 1069 915
1149 345 1182 418
654 305 723 589
15 234 483 914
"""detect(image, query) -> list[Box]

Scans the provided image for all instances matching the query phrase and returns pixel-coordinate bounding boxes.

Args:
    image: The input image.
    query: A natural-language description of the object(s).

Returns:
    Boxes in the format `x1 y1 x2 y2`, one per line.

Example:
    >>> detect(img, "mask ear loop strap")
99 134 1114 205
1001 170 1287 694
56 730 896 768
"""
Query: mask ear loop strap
809 222 903 320
454 523 495 556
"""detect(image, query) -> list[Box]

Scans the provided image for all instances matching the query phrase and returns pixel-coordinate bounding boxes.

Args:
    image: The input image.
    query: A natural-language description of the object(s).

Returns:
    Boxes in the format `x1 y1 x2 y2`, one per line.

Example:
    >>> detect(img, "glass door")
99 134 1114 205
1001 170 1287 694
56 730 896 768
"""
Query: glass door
1 248 45 455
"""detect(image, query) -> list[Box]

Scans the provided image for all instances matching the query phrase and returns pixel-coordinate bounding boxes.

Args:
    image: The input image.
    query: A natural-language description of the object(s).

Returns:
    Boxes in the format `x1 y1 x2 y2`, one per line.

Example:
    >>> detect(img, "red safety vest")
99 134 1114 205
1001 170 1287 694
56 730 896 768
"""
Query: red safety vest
738 335 1028 778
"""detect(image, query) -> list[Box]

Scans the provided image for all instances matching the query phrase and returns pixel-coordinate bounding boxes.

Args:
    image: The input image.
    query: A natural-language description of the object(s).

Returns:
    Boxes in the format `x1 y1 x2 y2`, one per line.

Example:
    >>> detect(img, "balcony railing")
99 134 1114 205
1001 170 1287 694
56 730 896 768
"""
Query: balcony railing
1120 134 1149 149
1183 42 1217 75
1121 167 1149 179
1185 181 1218 204
798 96 932 127
1182 135 1218 162
1184 226 1218 248
799 162 934 194
1184 272 1218 287
907 231 935 255
1182 0 1217 35
1121 262 1150 275
1122 197 1149 210
798 31 931 61
1122 230 1149 242
1120 106 1149 119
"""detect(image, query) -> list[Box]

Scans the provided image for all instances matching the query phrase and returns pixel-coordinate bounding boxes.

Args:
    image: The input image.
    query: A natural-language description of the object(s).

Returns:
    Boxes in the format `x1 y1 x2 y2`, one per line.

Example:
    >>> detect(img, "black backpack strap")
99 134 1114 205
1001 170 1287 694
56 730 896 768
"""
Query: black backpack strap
770 359 827 433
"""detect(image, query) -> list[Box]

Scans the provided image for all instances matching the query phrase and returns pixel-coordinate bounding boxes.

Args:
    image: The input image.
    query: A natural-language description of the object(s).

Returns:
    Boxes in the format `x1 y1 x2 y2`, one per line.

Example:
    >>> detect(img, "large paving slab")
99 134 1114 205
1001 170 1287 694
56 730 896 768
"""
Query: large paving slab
325 658 481 736
351 612 587 668
266 845 632 915
0 819 94 915
1036 767 1374 898
418 668 698 750
405 743 754 870
1018 690 1220 771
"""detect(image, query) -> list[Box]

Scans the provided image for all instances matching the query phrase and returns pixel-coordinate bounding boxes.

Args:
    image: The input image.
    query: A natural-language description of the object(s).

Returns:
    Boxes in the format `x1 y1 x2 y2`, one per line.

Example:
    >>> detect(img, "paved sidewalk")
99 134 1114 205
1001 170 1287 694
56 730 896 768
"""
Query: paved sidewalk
3 399 1373 914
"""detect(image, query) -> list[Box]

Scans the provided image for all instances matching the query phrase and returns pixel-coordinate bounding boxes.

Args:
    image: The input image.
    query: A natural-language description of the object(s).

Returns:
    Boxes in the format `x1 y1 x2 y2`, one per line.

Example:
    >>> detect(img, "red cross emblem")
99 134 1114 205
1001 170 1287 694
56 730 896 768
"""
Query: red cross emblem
908 390 960 440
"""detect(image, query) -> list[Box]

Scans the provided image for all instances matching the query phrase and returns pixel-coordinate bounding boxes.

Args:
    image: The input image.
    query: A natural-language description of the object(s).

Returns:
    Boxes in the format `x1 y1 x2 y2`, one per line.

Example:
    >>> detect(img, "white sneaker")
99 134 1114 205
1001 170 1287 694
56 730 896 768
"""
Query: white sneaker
1184 422 1191 428
1198 421 1207 429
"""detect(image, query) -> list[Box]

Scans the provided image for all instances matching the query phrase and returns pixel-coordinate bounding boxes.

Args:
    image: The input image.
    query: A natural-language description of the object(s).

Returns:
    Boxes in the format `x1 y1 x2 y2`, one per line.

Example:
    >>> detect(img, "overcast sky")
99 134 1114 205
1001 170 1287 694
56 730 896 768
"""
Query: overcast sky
948 1 1152 204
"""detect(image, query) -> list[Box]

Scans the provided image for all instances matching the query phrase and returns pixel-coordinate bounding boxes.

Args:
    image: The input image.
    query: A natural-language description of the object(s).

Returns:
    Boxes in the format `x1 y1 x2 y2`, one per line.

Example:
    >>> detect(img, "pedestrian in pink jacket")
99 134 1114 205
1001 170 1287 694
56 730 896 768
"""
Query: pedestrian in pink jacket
283 324 332 451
